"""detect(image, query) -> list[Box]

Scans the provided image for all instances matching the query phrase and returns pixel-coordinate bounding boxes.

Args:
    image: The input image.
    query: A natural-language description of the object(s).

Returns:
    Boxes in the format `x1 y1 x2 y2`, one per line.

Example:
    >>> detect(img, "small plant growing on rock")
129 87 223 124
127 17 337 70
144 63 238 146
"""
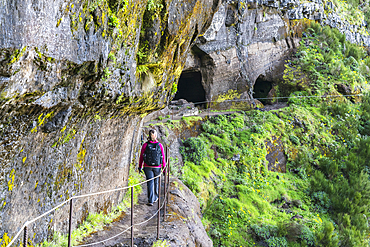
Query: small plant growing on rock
152 239 169 247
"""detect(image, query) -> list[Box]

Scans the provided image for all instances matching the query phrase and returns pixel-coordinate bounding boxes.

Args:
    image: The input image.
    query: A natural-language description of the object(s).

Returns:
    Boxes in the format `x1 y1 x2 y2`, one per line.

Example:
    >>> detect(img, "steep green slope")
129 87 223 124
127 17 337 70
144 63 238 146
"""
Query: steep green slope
178 24 370 247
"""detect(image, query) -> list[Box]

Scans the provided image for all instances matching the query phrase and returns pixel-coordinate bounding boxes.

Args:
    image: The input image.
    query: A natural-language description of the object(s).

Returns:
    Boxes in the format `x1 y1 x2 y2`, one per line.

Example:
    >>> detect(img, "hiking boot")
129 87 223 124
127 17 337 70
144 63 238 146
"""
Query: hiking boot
154 197 158 203
147 202 153 206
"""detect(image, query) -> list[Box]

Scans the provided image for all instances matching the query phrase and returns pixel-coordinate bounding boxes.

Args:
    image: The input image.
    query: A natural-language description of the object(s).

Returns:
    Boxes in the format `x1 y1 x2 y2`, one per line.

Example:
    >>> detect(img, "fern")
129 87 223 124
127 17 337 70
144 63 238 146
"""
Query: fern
136 64 149 77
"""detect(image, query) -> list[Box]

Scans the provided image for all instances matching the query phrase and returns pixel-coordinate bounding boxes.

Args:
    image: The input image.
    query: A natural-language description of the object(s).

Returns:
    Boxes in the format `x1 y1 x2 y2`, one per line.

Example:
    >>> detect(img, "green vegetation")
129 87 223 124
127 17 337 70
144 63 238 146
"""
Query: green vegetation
0 233 11 247
180 98 370 246
178 23 370 246
214 89 241 103
8 46 27 65
331 0 370 33
281 22 369 98
146 0 164 19
136 64 150 77
181 116 203 125
152 239 170 247
136 0 165 66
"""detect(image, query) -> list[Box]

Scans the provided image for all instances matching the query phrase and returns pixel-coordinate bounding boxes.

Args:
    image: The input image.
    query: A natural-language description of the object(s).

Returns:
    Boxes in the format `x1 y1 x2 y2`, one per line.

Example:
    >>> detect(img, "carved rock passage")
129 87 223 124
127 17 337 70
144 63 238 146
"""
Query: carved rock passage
0 0 220 243
183 0 369 104
184 2 299 103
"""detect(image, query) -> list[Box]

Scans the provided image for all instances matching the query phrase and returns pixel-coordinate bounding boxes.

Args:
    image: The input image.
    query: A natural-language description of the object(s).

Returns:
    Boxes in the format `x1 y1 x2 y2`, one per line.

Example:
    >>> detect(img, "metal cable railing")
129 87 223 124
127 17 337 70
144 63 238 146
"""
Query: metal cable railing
6 148 171 247
171 93 365 107
75 178 170 247
147 93 365 124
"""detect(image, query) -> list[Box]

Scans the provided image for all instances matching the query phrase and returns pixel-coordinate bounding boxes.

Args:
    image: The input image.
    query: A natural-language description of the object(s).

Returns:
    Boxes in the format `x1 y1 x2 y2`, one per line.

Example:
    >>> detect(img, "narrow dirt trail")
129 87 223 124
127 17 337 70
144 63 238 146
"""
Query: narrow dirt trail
79 177 211 247
80 181 167 247
143 102 288 126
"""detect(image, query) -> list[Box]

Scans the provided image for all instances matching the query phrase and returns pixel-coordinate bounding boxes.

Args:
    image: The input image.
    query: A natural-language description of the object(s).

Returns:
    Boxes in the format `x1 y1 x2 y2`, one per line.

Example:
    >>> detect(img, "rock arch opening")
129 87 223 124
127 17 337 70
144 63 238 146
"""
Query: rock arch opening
174 71 206 107
253 76 273 104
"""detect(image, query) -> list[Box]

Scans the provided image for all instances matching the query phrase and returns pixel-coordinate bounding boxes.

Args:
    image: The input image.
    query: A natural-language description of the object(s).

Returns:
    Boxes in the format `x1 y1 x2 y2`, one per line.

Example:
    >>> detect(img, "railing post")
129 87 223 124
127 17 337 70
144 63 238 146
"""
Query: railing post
163 166 167 222
68 199 73 247
23 226 28 247
168 153 170 194
168 152 171 185
164 149 170 222
165 147 168 165
157 175 161 240
131 186 134 247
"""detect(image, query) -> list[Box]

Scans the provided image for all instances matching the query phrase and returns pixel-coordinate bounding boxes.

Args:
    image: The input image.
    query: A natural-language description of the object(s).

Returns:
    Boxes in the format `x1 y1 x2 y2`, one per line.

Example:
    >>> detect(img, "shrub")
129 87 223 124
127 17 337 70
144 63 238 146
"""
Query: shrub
319 157 338 179
265 236 288 247
251 124 265 134
360 93 370 135
311 191 331 214
315 221 339 247
202 121 219 135
230 114 245 129
180 137 208 165
300 226 316 246
340 225 367 247
344 42 365 61
251 224 278 240
215 114 235 133
289 135 300 145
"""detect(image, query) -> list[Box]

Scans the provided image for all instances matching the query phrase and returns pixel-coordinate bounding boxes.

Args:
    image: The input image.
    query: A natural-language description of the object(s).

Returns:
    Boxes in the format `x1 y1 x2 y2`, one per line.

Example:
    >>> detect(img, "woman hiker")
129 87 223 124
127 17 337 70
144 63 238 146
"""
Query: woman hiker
138 129 166 206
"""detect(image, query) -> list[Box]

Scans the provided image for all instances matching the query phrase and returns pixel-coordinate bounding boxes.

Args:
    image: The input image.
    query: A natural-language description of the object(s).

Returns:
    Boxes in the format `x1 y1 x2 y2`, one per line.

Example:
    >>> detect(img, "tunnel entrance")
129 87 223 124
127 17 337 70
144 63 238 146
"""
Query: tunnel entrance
174 71 206 107
253 76 273 104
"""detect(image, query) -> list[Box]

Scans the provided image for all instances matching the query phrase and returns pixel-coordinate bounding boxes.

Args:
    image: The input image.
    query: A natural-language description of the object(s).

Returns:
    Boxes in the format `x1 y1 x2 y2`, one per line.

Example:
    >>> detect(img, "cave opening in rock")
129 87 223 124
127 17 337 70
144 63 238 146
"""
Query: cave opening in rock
253 76 273 104
174 71 206 107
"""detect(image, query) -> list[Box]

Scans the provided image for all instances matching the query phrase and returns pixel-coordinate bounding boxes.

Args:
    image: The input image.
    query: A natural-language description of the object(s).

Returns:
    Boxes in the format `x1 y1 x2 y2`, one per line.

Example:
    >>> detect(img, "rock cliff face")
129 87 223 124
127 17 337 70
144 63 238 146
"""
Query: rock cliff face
0 0 219 243
181 0 369 105
164 178 213 247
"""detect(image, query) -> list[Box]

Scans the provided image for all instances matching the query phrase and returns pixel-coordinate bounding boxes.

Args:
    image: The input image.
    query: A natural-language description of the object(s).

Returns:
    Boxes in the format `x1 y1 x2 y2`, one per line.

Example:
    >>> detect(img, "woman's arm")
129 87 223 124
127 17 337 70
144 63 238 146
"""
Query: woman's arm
139 143 148 169
159 143 166 168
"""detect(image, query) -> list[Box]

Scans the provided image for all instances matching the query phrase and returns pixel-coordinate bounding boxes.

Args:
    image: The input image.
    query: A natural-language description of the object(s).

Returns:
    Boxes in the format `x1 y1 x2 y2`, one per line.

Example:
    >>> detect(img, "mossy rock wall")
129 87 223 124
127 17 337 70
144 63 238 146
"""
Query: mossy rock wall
0 0 220 244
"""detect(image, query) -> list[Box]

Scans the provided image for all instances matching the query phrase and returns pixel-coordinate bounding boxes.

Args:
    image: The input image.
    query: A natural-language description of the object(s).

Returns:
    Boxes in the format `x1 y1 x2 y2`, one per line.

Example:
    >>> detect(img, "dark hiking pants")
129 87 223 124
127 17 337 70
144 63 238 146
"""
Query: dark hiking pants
143 167 161 203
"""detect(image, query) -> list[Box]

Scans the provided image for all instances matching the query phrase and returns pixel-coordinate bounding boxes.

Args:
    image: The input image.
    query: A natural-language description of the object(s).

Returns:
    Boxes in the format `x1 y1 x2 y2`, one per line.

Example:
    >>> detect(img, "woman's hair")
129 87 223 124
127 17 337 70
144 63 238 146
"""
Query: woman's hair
148 129 157 141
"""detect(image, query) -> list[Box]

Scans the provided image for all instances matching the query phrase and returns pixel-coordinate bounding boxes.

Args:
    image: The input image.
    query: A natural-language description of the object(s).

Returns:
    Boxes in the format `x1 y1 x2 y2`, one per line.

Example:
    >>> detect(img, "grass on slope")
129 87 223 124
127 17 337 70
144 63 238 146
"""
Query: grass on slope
177 22 370 247
179 98 370 246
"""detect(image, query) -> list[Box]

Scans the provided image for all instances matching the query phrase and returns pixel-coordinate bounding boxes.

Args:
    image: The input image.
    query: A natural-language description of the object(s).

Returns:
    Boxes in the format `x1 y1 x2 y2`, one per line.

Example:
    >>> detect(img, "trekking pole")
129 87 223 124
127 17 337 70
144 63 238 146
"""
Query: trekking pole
157 175 161 240
131 186 134 247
